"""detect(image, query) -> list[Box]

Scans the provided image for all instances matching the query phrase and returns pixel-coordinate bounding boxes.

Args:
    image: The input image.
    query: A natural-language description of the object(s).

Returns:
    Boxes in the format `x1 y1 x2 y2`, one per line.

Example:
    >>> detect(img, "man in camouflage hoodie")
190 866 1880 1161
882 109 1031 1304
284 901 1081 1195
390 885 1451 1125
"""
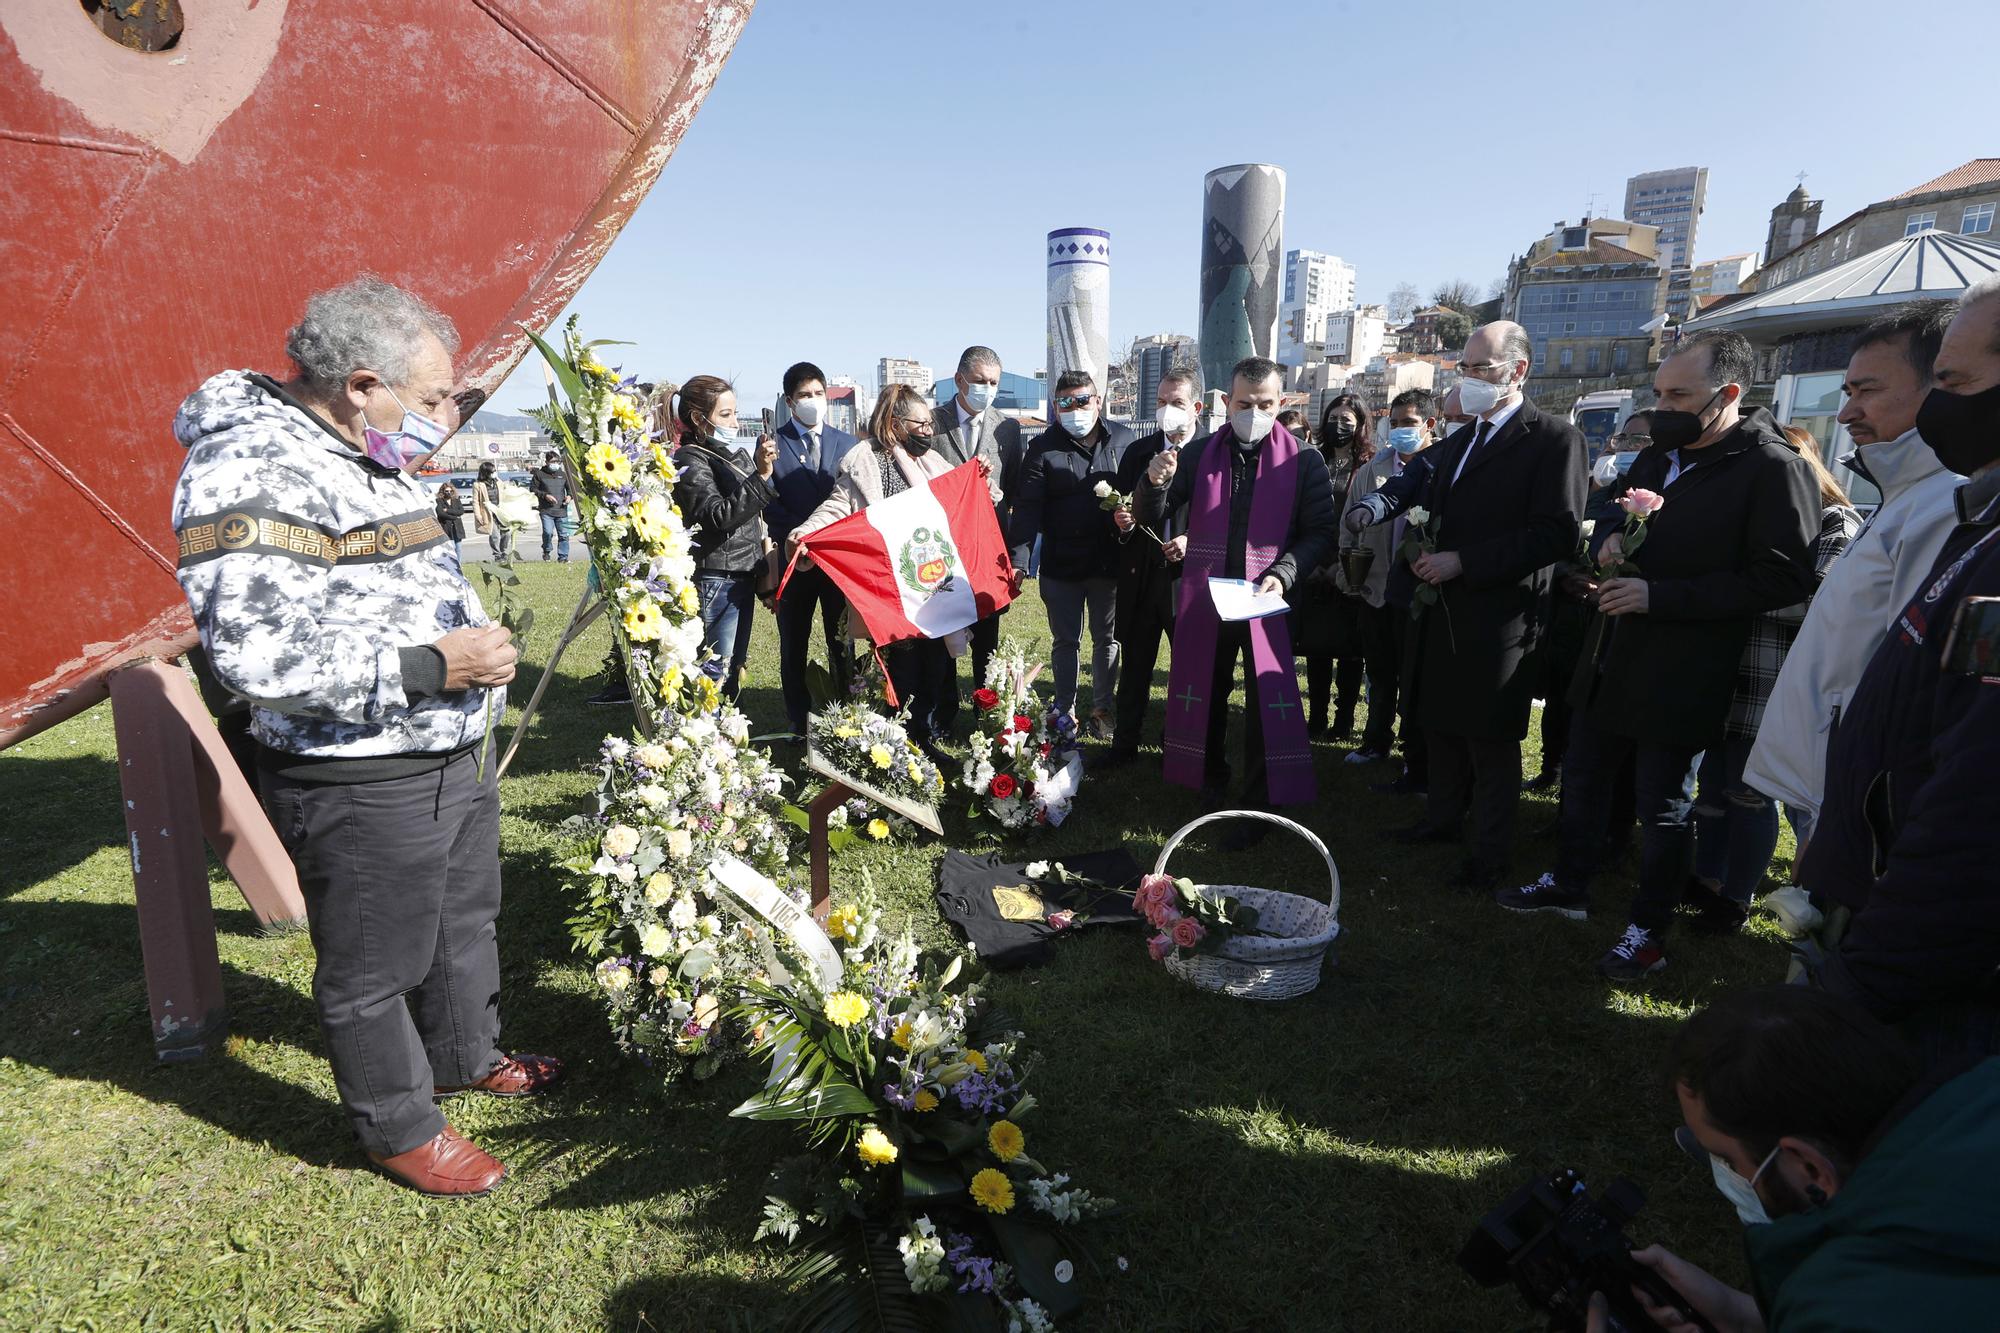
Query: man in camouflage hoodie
172 277 562 1197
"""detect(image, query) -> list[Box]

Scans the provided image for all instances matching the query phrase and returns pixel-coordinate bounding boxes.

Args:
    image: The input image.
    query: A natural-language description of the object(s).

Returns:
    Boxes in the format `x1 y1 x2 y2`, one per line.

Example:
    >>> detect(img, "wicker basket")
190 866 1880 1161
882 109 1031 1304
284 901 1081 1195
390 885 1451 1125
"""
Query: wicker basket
1156 810 1342 1001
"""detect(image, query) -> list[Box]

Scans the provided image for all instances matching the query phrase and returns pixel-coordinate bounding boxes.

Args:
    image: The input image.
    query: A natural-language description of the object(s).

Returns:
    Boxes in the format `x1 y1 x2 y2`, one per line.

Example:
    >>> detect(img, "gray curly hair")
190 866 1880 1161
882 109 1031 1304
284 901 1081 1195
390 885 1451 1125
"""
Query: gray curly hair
285 275 459 394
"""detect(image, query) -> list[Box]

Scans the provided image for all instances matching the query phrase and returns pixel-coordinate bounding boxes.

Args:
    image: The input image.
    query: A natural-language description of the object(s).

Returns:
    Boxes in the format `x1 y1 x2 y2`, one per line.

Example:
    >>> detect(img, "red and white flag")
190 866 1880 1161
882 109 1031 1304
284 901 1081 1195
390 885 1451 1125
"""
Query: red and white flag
785 461 1013 645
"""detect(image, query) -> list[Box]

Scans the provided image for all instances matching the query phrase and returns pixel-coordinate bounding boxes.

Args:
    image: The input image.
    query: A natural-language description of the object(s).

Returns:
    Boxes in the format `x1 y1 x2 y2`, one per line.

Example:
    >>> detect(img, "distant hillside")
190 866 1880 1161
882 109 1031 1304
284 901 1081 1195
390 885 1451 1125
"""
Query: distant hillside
469 409 544 434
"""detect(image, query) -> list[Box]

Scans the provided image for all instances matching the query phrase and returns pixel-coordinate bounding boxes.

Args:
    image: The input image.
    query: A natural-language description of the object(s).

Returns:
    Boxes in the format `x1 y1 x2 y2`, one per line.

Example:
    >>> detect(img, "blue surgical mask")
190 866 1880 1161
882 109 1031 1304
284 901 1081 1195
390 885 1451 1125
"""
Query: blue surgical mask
963 381 997 412
362 383 449 474
1059 408 1097 437
1386 426 1426 455
1709 1146 1779 1226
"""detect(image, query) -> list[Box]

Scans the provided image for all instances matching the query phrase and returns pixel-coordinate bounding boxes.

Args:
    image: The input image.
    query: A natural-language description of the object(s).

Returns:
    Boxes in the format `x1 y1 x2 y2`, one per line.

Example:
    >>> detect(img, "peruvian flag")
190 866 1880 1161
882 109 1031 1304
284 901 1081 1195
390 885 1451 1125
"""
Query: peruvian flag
786 461 1013 645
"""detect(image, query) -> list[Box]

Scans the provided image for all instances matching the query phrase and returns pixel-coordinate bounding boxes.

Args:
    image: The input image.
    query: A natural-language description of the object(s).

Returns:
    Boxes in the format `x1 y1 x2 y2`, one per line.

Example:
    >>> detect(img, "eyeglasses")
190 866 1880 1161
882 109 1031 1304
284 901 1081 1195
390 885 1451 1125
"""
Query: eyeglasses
896 417 933 432
1055 394 1096 410
1459 361 1514 380
1611 433 1652 447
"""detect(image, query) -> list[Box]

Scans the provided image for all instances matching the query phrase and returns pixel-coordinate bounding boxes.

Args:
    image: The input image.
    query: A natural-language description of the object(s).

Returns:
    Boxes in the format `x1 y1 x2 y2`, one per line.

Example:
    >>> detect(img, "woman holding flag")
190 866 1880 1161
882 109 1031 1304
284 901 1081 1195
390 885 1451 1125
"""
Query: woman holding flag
786 384 985 758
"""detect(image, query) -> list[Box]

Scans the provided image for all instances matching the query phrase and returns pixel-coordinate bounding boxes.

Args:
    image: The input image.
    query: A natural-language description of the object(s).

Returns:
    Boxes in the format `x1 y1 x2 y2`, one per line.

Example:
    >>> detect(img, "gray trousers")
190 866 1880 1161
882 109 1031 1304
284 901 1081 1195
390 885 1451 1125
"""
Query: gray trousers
1042 575 1119 717
263 748 505 1156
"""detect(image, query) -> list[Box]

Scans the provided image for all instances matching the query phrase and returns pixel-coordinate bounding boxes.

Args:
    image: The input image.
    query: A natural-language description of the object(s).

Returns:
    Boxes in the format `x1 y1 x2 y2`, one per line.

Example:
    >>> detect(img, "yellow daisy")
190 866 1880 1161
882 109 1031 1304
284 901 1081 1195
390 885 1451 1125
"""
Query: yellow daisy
622 598 664 642
970 1168 1014 1214
962 1049 988 1074
913 1089 939 1113
868 818 891 841
870 744 893 770
584 443 632 489
890 1018 914 1050
987 1120 1024 1163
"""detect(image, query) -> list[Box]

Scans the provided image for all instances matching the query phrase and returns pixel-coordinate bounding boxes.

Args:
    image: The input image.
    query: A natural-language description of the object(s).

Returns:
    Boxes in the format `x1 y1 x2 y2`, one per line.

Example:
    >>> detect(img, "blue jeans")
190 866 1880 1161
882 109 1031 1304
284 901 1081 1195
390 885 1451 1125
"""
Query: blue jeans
1554 710 1701 932
695 572 755 700
540 511 575 561
1692 736 1783 905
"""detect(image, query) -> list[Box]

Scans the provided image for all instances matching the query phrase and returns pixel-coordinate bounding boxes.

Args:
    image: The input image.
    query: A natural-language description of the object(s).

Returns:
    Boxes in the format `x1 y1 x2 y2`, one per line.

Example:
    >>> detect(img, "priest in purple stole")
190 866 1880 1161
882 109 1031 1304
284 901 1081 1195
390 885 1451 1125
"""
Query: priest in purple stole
1138 357 1338 849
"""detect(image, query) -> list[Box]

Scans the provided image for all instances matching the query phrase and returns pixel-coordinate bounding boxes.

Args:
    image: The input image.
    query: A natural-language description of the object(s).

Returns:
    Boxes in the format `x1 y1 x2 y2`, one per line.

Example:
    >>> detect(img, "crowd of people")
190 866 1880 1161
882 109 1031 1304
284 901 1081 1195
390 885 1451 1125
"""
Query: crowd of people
161 274 2000 1324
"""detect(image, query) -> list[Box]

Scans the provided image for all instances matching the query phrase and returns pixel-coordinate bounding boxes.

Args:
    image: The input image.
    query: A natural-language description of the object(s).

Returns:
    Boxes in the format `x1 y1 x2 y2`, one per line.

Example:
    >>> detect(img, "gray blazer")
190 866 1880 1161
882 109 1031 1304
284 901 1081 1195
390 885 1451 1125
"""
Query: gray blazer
932 398 1024 522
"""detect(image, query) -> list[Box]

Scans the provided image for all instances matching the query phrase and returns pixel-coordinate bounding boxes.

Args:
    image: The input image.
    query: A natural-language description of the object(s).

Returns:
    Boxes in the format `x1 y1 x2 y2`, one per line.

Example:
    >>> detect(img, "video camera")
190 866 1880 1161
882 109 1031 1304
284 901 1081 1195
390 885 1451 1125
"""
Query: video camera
1458 1167 1715 1333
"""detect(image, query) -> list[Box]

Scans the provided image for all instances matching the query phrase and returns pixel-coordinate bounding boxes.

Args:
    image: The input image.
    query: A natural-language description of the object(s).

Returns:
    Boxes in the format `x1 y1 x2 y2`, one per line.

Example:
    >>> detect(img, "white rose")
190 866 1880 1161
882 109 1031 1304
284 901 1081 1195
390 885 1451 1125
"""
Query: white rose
1580 519 1597 537
1026 861 1049 878
639 923 672 958
1406 505 1430 526
601 824 641 858
644 873 674 906
635 744 671 770
668 896 698 929
666 828 693 859
600 963 633 994
635 783 670 810
1092 480 1112 498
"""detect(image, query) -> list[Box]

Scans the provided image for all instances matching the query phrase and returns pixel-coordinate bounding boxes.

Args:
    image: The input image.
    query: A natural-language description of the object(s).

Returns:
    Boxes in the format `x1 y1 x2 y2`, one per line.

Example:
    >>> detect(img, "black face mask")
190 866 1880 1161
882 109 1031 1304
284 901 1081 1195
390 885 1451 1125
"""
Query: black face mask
903 433 934 456
1324 420 1356 445
1915 381 2000 476
1648 388 1726 453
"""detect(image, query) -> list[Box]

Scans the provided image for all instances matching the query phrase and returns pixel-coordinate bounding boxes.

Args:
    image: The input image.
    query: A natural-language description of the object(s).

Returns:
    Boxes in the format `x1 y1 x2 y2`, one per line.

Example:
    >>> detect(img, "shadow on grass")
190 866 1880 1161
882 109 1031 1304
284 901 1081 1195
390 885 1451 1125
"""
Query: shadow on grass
603 1270 787 1333
0 754 126 898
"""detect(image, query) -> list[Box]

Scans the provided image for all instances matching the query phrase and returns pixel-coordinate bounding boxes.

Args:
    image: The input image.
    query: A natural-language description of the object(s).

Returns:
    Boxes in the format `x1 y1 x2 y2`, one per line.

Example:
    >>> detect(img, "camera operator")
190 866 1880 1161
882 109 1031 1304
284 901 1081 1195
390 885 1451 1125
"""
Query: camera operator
1587 986 2000 1332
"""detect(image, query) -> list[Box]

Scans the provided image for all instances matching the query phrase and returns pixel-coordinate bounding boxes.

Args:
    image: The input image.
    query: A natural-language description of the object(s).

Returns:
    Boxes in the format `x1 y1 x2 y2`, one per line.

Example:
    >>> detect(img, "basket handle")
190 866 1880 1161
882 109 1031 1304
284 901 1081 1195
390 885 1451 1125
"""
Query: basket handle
1151 809 1340 917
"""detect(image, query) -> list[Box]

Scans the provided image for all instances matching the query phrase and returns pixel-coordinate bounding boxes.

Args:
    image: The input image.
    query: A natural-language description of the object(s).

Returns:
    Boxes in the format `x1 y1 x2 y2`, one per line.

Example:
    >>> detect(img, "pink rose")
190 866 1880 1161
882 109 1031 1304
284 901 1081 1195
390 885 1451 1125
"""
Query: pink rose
1047 909 1076 931
1151 904 1181 931
1617 488 1664 517
1147 933 1175 962
1172 917 1205 950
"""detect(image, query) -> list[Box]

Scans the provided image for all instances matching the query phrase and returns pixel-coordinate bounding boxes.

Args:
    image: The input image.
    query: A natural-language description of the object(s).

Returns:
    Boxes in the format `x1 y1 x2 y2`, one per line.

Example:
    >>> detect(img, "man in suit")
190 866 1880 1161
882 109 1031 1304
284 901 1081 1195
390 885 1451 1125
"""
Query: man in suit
766 361 858 737
1348 321 1585 893
1099 363 1201 768
1498 330 1817 982
1008 369 1136 734
933 345 1024 721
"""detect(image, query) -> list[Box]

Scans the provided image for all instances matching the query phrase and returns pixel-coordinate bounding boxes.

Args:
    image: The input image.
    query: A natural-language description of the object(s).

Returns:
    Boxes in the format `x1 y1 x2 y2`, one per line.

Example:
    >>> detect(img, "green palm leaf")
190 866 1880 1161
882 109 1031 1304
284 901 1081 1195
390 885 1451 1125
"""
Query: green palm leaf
777 1223 932 1333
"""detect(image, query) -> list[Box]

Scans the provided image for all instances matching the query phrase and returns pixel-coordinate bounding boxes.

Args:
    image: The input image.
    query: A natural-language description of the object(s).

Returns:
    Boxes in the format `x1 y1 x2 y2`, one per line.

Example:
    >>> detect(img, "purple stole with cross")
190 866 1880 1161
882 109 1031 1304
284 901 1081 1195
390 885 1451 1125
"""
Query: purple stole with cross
1162 423 1315 805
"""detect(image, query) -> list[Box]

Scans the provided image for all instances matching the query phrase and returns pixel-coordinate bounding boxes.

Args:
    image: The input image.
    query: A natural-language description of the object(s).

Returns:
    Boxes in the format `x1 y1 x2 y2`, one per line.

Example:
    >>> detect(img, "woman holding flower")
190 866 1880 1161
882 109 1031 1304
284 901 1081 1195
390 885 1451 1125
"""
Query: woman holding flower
671 374 778 701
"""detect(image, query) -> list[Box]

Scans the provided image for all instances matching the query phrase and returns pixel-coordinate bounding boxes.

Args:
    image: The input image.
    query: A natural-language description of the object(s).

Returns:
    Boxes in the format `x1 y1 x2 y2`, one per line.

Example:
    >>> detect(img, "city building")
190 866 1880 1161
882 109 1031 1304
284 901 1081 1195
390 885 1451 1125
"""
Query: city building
824 382 860 436
1625 167 1707 322
1342 355 1435 416
1129 333 1199 414
1287 360 1351 425
1624 167 1708 271
1749 159 2000 294
1689 253 1757 307
1763 182 1823 269
1503 216 1665 386
877 356 932 398
1322 304 1387 369
1277 249 1356 366
927 370 1047 420
432 411 546 470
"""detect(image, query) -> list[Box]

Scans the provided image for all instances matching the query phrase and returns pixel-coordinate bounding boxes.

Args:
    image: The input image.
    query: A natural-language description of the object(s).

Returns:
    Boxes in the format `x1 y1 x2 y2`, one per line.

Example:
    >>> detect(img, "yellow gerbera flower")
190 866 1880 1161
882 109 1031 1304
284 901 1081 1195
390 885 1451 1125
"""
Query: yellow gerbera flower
970 1168 1014 1214
584 443 632 489
913 1089 939 1113
579 353 615 383
868 818 891 841
622 598 664 642
628 494 672 548
890 1018 914 1050
870 744 893 770
987 1120 1024 1163
825 904 859 941
963 1049 988 1074
824 991 868 1028
856 1125 898 1167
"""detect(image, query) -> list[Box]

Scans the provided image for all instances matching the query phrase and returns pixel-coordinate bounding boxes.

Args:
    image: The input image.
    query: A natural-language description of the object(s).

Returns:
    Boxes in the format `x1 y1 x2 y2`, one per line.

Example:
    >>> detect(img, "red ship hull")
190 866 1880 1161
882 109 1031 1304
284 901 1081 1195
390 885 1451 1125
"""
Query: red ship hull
0 0 752 747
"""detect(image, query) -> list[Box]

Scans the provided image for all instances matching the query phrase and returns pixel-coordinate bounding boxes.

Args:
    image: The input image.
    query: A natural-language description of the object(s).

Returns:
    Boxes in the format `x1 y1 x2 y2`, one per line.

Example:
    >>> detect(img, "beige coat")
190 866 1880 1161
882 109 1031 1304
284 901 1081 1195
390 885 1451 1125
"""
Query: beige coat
793 438 954 539
792 439 963 649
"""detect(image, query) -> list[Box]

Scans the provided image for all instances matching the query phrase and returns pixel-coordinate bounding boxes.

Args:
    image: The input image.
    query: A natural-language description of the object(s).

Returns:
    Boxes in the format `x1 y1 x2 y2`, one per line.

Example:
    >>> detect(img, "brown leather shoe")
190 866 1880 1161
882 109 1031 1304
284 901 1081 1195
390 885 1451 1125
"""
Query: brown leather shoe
368 1125 506 1197
435 1052 566 1099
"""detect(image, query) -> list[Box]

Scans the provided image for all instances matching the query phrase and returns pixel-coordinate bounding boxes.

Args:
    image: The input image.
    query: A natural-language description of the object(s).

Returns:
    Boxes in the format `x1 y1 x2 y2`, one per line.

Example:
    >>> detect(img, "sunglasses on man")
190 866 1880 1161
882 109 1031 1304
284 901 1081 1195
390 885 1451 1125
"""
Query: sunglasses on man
1055 394 1096 411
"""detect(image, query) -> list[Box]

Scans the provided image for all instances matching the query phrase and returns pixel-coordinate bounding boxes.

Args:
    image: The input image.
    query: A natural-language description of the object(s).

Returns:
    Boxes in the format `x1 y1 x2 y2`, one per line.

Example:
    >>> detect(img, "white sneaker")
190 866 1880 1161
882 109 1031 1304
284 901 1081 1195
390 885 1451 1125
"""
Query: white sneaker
1762 886 1824 938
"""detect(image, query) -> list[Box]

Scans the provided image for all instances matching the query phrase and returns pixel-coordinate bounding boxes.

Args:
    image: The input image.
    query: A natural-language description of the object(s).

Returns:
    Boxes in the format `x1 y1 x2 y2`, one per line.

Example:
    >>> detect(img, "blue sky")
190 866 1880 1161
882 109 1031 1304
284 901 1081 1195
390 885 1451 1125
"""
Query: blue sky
490 0 1994 417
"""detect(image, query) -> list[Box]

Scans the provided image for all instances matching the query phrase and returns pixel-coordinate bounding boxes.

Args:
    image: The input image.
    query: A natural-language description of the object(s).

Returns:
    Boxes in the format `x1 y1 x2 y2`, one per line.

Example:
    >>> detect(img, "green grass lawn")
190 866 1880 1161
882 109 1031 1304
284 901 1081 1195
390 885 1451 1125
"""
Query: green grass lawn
0 564 1799 1331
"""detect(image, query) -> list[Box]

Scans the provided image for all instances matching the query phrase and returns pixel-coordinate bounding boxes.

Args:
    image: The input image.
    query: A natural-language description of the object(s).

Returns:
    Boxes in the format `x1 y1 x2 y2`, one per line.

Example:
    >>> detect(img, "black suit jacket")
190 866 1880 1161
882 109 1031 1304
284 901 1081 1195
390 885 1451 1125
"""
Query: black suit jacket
1405 398 1585 740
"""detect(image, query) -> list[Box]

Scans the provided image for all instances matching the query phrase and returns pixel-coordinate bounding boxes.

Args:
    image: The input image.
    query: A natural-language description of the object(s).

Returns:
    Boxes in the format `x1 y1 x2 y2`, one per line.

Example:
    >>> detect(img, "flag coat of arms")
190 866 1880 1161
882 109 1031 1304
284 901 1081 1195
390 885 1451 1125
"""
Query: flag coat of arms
787 461 1013 645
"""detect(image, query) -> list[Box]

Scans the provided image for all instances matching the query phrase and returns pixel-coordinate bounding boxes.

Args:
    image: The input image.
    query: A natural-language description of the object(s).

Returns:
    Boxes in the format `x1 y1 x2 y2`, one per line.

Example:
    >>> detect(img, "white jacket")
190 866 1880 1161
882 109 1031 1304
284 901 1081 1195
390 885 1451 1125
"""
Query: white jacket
1743 428 1960 815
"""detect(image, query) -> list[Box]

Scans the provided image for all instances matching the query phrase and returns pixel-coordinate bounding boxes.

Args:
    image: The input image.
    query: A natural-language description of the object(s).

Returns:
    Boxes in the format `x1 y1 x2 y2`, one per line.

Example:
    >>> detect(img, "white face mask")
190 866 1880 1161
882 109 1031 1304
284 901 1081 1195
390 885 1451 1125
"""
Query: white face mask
1459 374 1512 416
1059 408 1097 437
1709 1146 1779 1226
1157 403 1194 438
962 381 997 412
791 396 825 429
1231 406 1275 444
